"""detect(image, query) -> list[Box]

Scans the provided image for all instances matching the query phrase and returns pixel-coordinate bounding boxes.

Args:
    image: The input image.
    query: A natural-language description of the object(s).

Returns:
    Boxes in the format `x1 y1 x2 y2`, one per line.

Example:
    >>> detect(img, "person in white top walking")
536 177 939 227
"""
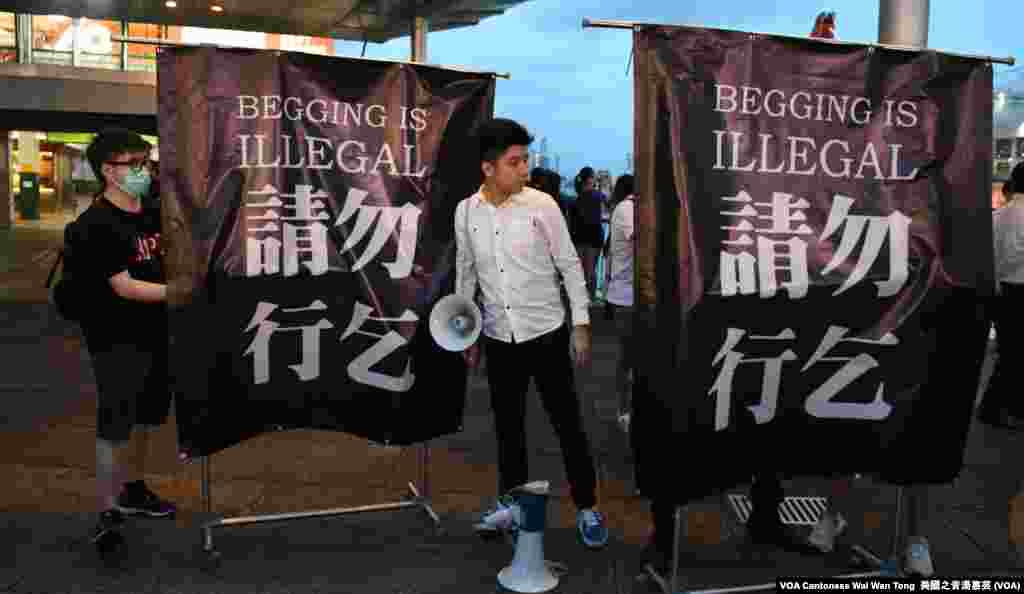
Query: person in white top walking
979 162 1024 430
603 174 635 430
455 118 609 549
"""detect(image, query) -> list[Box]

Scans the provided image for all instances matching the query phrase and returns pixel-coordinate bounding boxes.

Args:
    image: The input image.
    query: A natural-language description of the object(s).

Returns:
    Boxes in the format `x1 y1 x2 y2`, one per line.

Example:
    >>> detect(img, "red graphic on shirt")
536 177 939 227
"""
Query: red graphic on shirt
133 232 163 263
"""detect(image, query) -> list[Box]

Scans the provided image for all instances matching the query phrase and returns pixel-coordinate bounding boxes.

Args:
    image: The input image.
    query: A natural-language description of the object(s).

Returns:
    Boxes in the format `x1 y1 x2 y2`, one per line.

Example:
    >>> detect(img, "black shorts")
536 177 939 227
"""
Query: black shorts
89 342 171 443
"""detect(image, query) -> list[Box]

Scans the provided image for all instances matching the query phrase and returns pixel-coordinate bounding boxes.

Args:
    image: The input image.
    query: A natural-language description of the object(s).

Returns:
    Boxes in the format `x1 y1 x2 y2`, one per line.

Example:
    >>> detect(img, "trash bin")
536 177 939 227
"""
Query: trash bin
17 172 40 220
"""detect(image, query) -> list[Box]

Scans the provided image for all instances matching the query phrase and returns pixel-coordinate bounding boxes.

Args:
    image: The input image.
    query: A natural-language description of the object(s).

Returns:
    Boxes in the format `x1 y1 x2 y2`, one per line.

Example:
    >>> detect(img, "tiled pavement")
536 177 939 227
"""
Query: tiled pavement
1 227 1021 593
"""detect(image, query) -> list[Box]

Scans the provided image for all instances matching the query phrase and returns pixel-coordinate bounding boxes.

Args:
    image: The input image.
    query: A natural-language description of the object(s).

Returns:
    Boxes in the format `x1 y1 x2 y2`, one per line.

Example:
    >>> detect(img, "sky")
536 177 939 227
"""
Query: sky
334 0 1024 182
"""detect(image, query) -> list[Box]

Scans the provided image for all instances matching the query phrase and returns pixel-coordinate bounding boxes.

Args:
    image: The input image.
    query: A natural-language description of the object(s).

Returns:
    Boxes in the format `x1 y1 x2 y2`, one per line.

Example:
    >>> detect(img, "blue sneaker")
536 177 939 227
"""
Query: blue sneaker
577 508 609 549
473 494 519 537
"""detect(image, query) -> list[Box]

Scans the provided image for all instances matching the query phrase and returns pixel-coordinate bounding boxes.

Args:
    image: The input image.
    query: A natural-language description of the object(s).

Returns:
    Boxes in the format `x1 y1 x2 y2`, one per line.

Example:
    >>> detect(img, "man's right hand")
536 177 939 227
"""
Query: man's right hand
463 343 481 370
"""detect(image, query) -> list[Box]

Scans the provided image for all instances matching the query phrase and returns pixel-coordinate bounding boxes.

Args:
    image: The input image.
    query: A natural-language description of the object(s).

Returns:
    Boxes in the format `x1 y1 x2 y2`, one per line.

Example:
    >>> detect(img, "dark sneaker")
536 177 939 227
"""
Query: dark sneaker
90 509 125 553
116 483 177 518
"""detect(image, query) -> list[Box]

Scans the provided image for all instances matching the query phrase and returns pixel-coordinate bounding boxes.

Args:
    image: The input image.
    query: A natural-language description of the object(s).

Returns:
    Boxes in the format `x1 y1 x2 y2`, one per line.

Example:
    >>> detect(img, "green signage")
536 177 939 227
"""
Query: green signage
46 132 95 144
44 132 158 148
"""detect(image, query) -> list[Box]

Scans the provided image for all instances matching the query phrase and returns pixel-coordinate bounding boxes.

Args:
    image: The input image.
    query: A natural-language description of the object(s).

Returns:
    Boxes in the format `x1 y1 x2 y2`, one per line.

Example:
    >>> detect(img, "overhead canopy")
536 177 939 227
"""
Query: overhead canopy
0 0 528 42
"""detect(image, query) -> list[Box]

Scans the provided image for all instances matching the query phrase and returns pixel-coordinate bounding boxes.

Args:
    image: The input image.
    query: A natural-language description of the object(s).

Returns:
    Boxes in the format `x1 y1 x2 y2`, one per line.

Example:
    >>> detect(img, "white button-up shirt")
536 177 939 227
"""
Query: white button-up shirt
455 186 590 343
994 193 1024 284
605 196 635 307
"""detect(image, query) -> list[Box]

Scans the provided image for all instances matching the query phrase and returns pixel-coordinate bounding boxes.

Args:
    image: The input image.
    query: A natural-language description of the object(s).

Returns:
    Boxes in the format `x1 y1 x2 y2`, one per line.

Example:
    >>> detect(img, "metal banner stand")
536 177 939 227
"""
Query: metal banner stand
639 486 907 594
135 27 508 573
196 441 441 569
582 12 1011 592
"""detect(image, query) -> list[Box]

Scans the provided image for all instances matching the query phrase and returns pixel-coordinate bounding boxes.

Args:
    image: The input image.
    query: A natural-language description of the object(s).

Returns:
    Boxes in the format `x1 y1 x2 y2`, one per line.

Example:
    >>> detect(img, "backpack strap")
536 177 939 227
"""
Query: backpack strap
45 248 64 289
47 219 77 289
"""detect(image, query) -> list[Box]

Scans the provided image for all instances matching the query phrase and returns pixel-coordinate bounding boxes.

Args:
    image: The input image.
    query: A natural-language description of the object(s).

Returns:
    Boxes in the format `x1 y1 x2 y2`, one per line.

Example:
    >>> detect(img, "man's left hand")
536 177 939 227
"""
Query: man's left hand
572 324 592 368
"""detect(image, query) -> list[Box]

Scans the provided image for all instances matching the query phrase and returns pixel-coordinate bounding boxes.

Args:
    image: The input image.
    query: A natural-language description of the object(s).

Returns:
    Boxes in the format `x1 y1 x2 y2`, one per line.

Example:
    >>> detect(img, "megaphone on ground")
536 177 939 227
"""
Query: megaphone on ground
497 481 559 594
429 294 482 352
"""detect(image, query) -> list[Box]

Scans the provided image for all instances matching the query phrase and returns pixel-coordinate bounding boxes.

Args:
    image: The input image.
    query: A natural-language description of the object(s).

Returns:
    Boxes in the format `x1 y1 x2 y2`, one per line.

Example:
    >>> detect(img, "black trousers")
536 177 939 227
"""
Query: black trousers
980 282 1024 417
484 324 598 510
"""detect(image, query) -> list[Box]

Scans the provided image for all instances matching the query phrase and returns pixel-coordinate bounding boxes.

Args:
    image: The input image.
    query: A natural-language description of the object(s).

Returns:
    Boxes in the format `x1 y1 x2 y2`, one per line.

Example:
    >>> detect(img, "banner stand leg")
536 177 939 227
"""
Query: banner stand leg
201 456 211 514
891 486 905 561
412 442 442 528
196 441 442 570
644 488 908 594
672 505 685 592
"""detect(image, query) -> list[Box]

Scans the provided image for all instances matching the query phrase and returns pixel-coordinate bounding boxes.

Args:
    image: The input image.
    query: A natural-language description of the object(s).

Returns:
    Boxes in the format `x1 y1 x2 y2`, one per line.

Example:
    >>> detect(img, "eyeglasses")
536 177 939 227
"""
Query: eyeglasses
106 159 151 172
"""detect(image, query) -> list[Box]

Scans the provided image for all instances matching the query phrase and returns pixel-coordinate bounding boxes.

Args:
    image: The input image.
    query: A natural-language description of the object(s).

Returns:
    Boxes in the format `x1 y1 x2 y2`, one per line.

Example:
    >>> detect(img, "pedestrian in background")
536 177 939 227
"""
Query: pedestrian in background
573 166 606 300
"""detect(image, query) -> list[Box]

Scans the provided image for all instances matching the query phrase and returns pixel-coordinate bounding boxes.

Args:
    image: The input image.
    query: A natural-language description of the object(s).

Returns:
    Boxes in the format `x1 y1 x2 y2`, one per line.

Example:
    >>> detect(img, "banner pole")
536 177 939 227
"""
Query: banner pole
201 455 211 514
579 18 1015 65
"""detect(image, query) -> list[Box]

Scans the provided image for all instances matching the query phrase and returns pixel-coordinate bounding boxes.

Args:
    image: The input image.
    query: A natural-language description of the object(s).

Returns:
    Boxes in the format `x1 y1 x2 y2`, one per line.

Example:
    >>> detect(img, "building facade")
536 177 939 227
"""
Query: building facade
0 9 343 227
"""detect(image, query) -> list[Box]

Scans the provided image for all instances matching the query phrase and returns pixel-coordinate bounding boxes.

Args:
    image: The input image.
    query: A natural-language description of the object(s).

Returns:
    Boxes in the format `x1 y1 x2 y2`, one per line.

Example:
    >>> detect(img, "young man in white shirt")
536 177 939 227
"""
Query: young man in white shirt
455 118 608 548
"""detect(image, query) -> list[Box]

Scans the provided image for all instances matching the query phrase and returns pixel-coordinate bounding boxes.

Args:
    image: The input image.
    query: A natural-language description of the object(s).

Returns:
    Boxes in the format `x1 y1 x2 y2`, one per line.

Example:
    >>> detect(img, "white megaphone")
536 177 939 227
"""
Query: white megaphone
497 481 559 594
429 294 482 352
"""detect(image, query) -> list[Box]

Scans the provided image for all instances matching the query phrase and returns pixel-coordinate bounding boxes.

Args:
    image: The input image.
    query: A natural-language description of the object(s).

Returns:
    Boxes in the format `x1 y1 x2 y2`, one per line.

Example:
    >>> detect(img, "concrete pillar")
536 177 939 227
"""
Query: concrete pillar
71 17 81 67
878 0 930 47
16 14 32 64
121 21 128 70
411 16 428 62
0 131 10 228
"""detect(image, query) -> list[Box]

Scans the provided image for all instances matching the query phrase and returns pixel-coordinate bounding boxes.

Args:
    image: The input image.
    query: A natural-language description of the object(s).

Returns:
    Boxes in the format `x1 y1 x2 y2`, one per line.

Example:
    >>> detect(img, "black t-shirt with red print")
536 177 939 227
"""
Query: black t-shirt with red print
73 197 166 351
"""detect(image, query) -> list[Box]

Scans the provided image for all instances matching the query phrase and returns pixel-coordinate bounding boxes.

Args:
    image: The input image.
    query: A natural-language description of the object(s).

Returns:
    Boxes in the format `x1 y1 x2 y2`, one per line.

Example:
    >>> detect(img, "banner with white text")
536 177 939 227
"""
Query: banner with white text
630 26 995 500
158 47 495 458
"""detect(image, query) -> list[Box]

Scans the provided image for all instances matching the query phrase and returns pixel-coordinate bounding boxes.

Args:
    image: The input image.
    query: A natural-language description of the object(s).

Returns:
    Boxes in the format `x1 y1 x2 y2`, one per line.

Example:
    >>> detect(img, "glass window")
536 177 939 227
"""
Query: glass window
33 16 122 69
77 18 121 70
126 22 164 73
33 15 74 66
0 12 15 64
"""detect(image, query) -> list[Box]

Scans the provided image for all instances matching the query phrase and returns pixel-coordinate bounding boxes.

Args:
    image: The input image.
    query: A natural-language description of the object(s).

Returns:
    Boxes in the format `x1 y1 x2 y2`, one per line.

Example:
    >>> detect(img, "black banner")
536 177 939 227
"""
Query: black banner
158 47 495 458
631 26 995 501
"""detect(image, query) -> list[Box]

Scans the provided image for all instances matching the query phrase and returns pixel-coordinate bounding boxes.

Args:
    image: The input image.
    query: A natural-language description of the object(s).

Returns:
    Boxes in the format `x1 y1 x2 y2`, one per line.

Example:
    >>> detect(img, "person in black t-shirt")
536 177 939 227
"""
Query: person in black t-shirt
76 129 176 553
573 167 606 299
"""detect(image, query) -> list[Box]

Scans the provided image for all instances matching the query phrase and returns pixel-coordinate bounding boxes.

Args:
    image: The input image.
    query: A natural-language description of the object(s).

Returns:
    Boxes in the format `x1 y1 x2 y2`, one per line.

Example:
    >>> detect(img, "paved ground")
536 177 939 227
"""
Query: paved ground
1 224 1021 593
